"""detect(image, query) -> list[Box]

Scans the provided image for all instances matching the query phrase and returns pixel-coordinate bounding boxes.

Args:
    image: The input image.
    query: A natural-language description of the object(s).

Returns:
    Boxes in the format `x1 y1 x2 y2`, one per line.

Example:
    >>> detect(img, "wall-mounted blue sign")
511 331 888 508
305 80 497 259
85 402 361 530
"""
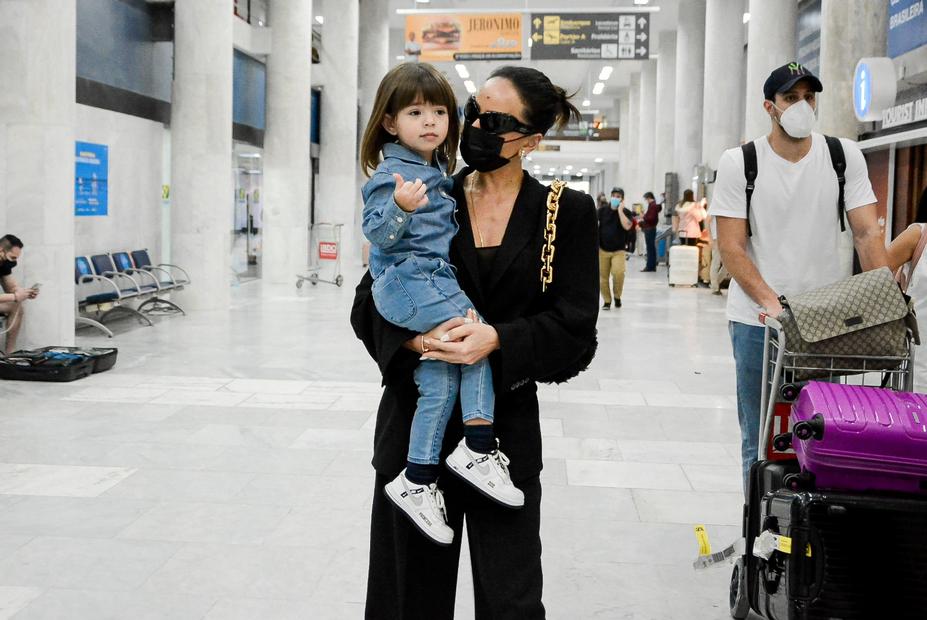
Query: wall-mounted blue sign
75 141 108 217
854 62 872 120
888 0 927 58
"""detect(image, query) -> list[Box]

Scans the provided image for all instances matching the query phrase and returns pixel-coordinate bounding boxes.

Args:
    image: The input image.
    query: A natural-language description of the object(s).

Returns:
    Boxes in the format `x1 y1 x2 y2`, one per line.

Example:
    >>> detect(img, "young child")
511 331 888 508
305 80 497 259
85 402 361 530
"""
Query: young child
360 63 524 546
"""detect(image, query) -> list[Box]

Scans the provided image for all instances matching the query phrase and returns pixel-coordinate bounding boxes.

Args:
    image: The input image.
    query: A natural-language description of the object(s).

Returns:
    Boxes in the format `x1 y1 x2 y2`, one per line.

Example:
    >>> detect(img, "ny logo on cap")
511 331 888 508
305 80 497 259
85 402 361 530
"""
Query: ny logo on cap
788 62 804 75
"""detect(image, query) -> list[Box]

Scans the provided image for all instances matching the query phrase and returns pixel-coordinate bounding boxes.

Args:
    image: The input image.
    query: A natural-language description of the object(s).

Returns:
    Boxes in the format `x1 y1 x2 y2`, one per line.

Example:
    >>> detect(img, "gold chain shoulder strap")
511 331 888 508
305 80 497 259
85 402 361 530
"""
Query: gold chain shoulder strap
540 180 567 292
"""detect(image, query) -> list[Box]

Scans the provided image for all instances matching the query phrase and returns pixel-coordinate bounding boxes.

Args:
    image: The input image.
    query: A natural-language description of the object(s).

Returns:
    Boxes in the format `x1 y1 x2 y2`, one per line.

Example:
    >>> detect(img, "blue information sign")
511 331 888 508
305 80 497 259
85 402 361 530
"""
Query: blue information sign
853 62 872 120
75 141 108 217
888 0 927 58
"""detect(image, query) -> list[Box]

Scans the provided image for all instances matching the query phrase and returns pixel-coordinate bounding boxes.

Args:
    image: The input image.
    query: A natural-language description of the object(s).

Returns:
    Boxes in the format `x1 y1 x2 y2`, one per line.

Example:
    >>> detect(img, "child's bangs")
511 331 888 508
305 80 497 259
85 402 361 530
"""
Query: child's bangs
390 68 456 112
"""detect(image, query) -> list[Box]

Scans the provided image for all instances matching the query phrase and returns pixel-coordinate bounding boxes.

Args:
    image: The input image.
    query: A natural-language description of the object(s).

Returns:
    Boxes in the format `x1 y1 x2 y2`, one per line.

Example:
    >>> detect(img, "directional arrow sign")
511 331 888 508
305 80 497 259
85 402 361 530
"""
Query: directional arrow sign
530 13 649 60
533 17 541 28
637 32 647 41
638 17 648 28
532 32 543 42
637 46 647 56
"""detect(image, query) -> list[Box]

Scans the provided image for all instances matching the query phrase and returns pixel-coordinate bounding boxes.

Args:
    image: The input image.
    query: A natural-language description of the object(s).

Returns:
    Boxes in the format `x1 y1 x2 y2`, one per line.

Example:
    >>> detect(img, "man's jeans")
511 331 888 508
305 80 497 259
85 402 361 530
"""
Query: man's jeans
373 256 494 465
643 228 657 270
729 321 766 492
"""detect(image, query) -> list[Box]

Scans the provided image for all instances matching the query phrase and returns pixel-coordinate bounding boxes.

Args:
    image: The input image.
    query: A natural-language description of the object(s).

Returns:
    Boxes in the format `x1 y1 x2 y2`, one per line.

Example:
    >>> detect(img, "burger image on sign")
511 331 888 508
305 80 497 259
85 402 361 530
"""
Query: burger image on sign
422 20 461 50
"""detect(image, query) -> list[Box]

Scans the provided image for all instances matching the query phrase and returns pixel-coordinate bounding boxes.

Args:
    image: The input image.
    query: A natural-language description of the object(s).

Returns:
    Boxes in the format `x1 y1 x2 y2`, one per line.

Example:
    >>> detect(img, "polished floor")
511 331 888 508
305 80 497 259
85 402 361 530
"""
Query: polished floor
0 254 751 619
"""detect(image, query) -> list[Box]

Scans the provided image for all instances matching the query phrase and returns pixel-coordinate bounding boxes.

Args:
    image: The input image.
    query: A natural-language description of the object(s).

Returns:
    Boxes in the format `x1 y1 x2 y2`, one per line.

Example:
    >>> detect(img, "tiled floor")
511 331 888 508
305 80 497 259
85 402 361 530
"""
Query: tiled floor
0 254 753 619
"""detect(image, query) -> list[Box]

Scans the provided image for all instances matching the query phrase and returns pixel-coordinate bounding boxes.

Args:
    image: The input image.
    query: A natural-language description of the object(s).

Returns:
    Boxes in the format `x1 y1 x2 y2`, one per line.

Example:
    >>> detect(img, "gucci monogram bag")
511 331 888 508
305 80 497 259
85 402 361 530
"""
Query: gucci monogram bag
777 267 918 381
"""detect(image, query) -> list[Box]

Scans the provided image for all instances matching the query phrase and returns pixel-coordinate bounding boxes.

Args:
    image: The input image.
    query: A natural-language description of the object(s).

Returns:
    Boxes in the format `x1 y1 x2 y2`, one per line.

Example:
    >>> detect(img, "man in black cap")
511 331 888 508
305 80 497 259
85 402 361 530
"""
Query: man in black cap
712 62 887 491
597 187 634 309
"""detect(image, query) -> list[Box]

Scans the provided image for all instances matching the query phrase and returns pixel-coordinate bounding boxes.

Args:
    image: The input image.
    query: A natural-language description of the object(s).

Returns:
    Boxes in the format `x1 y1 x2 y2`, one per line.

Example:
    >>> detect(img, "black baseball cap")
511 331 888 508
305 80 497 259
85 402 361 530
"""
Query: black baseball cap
763 62 823 101
611 187 624 195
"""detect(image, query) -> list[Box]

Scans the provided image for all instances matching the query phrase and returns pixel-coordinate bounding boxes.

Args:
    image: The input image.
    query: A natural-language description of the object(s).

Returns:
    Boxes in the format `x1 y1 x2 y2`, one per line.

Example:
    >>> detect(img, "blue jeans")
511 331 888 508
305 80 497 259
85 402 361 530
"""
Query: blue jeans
729 321 765 493
644 228 657 270
373 256 495 465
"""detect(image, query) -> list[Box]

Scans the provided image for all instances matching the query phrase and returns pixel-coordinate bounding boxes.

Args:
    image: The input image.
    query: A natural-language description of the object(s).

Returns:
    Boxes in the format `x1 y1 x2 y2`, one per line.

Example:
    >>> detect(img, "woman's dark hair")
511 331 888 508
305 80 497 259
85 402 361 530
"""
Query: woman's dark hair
488 66 582 135
360 63 459 177
644 192 655 200
916 186 927 223
682 189 695 203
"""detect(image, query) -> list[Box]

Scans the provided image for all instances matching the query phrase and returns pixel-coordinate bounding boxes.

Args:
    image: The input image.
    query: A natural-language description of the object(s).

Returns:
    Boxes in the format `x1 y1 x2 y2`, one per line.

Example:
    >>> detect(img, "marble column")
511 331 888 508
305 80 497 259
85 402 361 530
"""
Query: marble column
654 32 676 196
0 0 76 347
316 0 360 260
358 0 389 142
744 0 797 140
263 0 313 284
638 60 657 195
818 0 888 138
171 0 233 310
616 96 628 187
702 0 746 170
673 0 706 194
627 73 641 205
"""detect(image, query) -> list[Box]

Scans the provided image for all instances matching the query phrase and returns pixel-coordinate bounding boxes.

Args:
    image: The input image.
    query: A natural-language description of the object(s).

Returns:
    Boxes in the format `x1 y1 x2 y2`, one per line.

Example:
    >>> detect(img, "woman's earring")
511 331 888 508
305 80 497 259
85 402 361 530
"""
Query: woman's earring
519 148 527 159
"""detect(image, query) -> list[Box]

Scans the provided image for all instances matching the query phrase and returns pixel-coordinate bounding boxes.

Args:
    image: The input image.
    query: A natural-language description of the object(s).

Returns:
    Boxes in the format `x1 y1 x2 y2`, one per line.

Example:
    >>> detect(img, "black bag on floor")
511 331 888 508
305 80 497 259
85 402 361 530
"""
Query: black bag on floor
0 347 117 382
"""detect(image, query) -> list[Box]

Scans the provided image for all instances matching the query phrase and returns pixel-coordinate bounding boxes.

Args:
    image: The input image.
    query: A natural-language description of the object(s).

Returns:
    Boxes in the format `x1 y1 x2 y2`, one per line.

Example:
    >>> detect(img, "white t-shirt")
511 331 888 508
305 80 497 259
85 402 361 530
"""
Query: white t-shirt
711 132 877 326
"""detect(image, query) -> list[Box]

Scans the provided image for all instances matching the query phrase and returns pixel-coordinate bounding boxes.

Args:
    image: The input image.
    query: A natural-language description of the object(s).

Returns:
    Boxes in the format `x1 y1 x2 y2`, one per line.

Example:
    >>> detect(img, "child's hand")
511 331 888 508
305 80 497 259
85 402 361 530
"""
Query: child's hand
393 173 429 213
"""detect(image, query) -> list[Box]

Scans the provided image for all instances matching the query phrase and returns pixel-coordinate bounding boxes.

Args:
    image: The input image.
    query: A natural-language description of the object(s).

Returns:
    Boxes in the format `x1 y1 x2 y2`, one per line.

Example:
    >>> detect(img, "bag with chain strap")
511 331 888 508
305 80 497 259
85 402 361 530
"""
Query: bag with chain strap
776 267 918 381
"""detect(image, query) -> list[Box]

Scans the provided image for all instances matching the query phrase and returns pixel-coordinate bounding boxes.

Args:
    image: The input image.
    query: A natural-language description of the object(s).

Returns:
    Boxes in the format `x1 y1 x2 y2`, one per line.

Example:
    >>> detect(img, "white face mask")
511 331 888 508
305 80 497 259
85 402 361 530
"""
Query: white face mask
773 99 816 139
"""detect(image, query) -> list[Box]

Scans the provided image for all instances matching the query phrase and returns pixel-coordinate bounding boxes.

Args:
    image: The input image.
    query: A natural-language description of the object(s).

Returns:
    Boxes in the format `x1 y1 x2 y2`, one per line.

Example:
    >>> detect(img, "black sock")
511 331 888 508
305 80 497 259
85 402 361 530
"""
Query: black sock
464 424 496 454
405 462 440 485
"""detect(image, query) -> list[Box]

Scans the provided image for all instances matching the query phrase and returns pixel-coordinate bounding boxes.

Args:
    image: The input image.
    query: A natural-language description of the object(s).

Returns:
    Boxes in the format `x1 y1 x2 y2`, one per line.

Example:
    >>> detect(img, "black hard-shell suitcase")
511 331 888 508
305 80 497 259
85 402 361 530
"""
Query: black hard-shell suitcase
753 488 927 620
0 347 117 382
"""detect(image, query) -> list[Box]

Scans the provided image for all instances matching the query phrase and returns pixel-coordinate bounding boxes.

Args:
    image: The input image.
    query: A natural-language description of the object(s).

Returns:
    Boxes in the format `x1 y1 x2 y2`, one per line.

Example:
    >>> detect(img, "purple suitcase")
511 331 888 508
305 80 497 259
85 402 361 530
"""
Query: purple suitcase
789 382 927 495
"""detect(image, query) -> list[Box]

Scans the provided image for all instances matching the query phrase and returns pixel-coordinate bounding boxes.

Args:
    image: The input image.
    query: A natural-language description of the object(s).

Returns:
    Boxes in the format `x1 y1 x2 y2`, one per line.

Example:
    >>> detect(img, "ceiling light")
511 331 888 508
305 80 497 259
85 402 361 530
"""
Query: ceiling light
582 99 591 107
594 157 604 163
315 15 323 24
455 64 469 79
634 0 650 4
743 12 750 24
580 168 588 173
463 80 476 94
396 55 406 61
574 172 583 177
239 153 262 158
599 66 614 81
592 82 605 95
415 0 431 3
566 165 573 170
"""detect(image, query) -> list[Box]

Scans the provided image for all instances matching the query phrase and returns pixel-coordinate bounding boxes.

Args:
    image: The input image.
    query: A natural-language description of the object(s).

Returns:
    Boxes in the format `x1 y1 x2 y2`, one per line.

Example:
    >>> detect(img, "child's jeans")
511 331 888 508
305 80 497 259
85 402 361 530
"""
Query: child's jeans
373 256 495 465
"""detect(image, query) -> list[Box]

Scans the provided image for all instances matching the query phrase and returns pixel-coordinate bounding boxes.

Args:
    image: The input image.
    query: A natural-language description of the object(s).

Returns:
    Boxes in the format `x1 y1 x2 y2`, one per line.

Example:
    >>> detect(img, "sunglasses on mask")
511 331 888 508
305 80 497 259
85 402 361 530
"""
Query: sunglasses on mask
464 96 539 136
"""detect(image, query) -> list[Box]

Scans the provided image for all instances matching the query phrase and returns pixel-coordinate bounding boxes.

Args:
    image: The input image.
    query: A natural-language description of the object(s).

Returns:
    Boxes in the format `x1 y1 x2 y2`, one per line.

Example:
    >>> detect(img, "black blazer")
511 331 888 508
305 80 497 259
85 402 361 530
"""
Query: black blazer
350 168 599 482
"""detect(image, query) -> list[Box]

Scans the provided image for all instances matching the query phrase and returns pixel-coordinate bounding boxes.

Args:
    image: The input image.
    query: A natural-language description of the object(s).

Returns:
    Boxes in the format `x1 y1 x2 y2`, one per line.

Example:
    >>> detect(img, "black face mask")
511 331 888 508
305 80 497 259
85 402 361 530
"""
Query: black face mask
0 259 14 268
459 124 522 173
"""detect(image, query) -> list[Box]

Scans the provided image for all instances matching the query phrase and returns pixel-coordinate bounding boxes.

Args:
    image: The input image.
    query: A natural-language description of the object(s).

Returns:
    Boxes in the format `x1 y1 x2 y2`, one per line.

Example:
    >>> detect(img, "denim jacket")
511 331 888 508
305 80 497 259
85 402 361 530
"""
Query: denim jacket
362 142 456 279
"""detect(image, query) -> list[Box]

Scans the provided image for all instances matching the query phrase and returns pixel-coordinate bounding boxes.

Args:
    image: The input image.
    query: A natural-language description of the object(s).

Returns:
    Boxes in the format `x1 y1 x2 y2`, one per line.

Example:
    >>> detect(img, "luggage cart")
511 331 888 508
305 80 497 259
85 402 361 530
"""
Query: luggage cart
296 223 344 288
728 313 915 619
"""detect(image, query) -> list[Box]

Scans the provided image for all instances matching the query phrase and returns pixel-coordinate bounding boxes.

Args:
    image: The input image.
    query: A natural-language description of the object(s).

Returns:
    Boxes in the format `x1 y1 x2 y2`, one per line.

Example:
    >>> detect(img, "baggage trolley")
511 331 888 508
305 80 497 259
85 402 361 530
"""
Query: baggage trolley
729 313 915 619
296 223 344 288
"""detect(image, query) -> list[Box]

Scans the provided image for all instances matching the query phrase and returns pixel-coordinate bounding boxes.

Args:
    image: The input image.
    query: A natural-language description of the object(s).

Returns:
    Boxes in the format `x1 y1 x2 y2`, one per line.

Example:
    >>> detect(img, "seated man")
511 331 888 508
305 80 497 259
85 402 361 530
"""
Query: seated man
0 235 39 353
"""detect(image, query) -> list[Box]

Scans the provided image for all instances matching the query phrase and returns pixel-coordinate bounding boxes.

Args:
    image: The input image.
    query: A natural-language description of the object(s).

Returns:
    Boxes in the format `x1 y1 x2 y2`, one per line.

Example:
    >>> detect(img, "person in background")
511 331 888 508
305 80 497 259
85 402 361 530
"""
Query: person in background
404 31 422 60
640 192 662 272
597 187 634 309
596 192 609 210
0 234 39 354
705 200 730 295
675 190 705 246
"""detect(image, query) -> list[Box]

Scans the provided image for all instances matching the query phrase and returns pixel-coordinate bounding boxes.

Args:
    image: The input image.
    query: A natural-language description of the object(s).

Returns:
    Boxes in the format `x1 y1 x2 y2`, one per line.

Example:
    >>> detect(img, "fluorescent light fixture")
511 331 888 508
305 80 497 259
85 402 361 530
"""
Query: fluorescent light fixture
566 165 573 170
463 80 476 94
580 168 588 173
592 82 605 95
582 99 591 107
415 0 431 3
743 12 750 24
594 157 604 163
634 0 650 5
455 64 469 79
239 153 262 158
315 15 323 24
574 172 583 177
598 66 614 81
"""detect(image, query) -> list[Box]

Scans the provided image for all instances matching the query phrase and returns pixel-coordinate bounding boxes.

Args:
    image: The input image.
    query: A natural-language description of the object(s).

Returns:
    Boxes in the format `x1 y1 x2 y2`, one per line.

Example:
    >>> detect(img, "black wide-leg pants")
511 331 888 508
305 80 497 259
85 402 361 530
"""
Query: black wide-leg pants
365 471 545 620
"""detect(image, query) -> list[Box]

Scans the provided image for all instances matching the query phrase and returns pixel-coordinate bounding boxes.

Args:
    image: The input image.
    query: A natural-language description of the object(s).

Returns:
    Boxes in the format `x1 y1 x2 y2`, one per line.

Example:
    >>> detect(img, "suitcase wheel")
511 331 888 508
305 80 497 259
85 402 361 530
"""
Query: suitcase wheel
793 414 825 441
773 432 793 452
729 557 750 619
779 383 800 402
783 471 815 492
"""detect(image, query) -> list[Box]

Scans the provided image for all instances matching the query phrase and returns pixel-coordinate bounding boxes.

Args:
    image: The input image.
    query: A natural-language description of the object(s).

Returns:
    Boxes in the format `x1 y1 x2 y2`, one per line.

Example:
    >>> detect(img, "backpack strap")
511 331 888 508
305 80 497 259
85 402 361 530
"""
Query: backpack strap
741 142 757 237
824 135 847 233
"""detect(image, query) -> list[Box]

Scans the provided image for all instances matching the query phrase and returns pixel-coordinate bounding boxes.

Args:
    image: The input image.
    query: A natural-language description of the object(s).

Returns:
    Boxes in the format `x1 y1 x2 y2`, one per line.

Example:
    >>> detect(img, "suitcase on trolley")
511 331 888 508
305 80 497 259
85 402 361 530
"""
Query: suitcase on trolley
668 245 698 286
782 382 927 495
752 488 927 620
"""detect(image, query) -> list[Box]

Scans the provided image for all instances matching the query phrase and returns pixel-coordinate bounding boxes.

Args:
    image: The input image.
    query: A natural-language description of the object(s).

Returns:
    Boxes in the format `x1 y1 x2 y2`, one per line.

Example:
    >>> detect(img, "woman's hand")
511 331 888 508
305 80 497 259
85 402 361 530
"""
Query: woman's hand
421 309 500 365
403 315 471 353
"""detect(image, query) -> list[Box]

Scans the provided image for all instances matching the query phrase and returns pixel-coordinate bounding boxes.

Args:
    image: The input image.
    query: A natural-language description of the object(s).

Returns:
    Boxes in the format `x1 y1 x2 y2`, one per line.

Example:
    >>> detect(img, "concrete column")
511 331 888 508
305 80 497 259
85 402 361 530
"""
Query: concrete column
744 0 797 140
358 0 389 141
702 0 747 170
0 0 76 347
673 0 706 194
316 0 360 259
654 32 676 195
171 0 233 310
263 0 313 284
627 73 641 205
818 0 888 138
615 96 627 188
637 59 657 195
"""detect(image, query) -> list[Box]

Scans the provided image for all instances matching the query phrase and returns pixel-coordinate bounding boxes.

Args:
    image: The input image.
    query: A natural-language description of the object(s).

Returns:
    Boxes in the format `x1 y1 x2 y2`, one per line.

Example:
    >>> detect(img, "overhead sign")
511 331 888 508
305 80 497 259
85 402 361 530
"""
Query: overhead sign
888 0 927 58
404 13 522 62
75 141 108 217
529 13 649 60
853 57 897 122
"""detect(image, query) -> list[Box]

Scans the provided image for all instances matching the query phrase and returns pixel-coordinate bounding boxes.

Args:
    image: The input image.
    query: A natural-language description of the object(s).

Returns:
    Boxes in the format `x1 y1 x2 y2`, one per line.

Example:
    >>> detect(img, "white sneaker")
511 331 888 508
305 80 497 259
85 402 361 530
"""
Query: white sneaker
384 471 455 546
445 439 525 508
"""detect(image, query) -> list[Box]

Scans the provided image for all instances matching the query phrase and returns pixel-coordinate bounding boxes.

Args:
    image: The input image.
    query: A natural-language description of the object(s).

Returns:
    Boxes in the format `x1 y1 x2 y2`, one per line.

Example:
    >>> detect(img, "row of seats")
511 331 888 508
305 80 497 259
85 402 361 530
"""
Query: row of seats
75 249 190 338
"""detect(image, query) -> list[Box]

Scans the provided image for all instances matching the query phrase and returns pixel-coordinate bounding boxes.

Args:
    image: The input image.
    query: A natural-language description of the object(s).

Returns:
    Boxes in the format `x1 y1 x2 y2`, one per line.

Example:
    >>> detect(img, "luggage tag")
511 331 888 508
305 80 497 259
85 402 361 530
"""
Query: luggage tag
692 525 745 570
753 530 812 560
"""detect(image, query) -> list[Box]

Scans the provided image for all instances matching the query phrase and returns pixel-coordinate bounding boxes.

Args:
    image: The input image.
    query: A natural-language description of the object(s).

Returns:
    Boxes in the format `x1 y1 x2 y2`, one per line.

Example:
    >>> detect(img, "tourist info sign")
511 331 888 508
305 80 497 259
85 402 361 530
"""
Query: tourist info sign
529 13 650 60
